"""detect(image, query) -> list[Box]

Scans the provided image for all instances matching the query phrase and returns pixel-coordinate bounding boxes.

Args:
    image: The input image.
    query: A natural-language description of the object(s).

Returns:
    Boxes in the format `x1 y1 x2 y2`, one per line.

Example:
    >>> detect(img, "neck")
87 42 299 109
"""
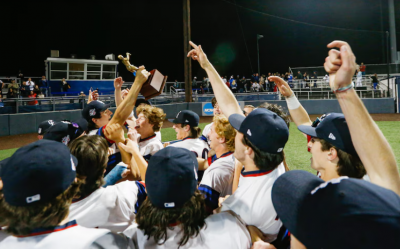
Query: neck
242 158 259 172
141 129 154 139
320 168 340 181
58 215 70 226
214 144 230 158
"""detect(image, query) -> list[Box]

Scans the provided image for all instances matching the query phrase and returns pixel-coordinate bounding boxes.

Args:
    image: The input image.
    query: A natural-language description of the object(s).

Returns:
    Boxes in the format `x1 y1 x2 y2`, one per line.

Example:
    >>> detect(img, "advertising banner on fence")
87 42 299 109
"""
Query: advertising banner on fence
202 101 245 116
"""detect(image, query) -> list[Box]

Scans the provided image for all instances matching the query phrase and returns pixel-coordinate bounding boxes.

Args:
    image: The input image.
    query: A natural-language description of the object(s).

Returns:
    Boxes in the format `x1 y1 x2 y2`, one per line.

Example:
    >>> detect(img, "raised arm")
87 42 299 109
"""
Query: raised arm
268 76 312 127
325 40 400 195
108 67 149 127
188 41 242 118
114 77 123 107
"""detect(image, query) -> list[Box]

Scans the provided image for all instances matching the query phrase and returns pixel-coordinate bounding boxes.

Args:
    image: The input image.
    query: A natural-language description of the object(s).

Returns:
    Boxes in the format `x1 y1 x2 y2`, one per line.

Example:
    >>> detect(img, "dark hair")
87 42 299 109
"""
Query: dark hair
211 97 217 108
69 135 108 198
87 119 97 131
136 190 207 247
319 139 366 179
181 124 201 139
258 102 291 128
242 135 284 171
0 179 83 236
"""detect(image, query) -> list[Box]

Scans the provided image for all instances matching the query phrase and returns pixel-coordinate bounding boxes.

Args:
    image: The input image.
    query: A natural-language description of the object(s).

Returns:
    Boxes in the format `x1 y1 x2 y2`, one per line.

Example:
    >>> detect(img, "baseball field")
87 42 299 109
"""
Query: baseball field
1 118 400 173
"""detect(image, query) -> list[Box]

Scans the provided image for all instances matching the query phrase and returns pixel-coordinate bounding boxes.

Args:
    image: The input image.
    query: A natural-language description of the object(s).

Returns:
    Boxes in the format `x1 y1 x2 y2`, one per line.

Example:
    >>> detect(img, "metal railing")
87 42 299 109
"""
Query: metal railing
292 89 388 100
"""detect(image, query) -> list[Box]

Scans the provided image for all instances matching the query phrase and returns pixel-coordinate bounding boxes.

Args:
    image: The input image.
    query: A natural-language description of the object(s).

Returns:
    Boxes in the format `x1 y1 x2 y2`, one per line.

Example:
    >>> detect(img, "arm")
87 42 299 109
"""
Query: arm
197 158 210 171
108 68 149 127
114 77 123 107
325 41 400 195
103 123 131 165
268 77 312 127
232 159 242 193
188 42 242 118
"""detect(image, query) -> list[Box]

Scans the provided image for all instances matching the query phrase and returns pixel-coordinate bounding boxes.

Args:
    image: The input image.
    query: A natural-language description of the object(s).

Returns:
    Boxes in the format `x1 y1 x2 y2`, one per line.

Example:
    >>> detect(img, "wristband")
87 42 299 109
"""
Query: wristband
333 82 354 94
285 93 301 110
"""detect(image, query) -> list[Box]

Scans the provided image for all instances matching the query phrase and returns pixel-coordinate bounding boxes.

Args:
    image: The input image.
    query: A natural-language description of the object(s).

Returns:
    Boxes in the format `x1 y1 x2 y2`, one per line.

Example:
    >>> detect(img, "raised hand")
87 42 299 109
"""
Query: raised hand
134 66 151 86
268 76 293 97
104 123 125 144
187 41 210 69
114 77 124 89
121 88 129 100
324 41 357 91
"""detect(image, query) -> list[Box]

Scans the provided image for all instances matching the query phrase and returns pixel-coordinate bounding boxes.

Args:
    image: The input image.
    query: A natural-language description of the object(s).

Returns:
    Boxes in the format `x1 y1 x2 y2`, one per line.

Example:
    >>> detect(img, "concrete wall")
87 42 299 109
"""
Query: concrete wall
0 98 395 136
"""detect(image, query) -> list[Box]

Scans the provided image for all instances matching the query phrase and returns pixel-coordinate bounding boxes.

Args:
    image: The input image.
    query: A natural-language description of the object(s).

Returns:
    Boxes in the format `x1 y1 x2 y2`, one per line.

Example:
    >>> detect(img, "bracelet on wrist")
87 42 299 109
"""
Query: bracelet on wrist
333 82 354 94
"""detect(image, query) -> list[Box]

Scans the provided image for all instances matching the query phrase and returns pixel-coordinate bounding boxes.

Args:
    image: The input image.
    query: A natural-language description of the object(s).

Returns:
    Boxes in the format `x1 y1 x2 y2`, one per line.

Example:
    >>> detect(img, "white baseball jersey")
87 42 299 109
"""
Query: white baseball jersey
0 220 110 249
69 181 146 233
199 152 235 211
138 134 163 161
123 211 251 249
221 163 286 242
155 131 162 141
201 122 213 145
168 137 209 159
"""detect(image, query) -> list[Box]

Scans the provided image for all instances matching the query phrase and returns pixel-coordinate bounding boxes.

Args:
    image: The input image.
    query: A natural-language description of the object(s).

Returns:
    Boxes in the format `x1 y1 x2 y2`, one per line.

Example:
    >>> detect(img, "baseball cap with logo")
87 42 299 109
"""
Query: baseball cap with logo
229 108 289 154
272 170 400 248
82 100 110 121
168 110 199 127
297 113 357 156
146 147 198 209
0 140 77 207
43 118 88 145
38 119 57 135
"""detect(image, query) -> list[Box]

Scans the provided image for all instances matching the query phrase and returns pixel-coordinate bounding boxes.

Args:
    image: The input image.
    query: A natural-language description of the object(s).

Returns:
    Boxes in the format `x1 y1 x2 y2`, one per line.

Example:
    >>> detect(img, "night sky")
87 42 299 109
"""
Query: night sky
1 0 399 81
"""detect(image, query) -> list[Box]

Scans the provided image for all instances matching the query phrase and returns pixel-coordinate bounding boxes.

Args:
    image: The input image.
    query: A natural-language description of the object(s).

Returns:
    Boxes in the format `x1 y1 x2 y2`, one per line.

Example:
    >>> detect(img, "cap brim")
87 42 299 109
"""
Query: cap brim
71 154 78 167
297 125 318 137
168 118 178 123
228 113 245 131
100 103 110 112
272 170 324 239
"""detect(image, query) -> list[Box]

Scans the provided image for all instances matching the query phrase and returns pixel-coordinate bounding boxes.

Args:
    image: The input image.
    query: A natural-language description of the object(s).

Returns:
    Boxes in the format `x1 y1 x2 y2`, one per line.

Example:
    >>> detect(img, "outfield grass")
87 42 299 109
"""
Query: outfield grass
1 121 400 173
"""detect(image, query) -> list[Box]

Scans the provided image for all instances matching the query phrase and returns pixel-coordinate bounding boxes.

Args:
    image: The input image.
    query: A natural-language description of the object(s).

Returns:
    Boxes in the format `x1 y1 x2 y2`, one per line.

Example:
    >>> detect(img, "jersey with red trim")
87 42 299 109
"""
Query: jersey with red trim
199 152 235 211
123 211 251 249
0 221 110 249
138 134 163 161
221 163 286 242
201 122 213 145
69 181 146 233
167 138 209 159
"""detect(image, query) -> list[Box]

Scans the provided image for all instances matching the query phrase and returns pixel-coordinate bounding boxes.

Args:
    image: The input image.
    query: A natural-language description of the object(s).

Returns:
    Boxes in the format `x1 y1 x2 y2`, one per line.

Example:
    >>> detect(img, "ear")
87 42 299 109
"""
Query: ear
244 146 253 157
327 147 338 161
92 118 98 124
184 125 190 132
217 135 226 144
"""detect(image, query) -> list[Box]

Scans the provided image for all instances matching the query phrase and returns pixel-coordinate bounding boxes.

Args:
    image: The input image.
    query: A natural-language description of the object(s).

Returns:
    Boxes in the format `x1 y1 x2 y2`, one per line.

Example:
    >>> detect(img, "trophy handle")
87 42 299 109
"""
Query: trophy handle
118 53 138 73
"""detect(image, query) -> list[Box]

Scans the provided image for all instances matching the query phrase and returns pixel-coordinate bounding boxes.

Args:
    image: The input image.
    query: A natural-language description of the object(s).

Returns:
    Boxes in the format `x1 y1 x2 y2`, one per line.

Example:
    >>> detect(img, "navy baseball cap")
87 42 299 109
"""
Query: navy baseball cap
146 147 198 209
298 113 357 156
168 110 199 127
229 108 289 154
38 120 56 135
43 118 88 145
0 140 77 207
272 170 400 248
82 100 110 121
135 98 151 108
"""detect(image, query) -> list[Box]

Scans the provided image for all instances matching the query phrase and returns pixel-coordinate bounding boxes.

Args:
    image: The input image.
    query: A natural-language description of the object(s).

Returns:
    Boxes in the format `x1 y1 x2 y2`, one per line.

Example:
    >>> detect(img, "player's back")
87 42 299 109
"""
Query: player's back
168 138 209 159
124 211 251 249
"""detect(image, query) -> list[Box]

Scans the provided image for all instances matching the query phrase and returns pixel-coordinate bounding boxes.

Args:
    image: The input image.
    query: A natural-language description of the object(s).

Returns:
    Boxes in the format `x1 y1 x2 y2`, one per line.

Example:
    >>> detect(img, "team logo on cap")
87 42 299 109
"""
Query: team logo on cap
328 133 336 140
164 202 175 208
185 120 189 123
62 135 70 145
247 129 252 136
48 120 55 126
89 108 96 116
61 121 71 124
277 148 283 153
38 128 42 134
26 194 41 204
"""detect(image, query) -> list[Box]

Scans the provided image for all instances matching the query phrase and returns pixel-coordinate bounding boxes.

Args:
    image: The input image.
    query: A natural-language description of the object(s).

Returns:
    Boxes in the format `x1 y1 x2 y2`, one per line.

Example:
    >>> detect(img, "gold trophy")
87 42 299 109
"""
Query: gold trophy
118 53 167 100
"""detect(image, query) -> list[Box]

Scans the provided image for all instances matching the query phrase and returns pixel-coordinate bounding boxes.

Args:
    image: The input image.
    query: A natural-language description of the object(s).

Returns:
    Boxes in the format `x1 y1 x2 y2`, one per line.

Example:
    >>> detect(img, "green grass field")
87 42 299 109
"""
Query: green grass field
1 121 400 173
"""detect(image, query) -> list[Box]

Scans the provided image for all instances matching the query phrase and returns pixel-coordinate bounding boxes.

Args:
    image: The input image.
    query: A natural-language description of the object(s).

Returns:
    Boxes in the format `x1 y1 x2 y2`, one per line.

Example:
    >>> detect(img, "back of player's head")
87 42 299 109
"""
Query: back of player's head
136 147 207 247
136 104 166 132
211 97 218 108
69 135 108 197
229 109 289 171
0 140 82 236
213 115 236 152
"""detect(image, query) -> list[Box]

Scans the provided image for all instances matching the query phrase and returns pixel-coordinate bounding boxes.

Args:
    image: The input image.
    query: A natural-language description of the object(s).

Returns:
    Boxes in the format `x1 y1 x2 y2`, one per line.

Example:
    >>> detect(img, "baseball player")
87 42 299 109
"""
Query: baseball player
0 140 131 248
200 97 221 145
188 41 289 243
167 110 209 159
123 147 251 248
68 135 146 232
82 70 150 171
135 104 165 161
43 118 88 146
198 114 236 212
37 119 56 140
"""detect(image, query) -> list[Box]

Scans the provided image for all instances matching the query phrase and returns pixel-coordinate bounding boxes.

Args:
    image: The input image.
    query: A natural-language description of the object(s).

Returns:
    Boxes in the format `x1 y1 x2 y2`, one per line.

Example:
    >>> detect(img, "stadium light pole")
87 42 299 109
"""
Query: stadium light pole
257 34 264 76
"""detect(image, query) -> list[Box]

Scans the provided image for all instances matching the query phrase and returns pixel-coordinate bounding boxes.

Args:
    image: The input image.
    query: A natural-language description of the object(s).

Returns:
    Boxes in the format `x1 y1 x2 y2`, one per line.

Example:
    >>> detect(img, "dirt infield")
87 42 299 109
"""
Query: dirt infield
0 114 399 150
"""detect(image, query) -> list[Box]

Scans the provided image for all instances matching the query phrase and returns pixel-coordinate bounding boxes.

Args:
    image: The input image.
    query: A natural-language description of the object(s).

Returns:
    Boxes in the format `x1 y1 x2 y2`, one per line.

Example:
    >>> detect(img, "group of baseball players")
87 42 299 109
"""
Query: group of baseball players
0 40 399 249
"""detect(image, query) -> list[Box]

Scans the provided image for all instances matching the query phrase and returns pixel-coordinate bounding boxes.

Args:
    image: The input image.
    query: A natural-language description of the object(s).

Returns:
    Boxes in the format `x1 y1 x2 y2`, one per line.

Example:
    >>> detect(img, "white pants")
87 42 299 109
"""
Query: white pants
356 78 362 87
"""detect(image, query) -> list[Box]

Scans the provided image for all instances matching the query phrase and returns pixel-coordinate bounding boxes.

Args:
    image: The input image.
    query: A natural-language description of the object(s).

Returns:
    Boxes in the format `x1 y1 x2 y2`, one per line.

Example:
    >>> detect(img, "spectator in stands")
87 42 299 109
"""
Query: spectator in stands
9 80 19 97
28 90 38 105
0 93 3 107
360 62 366 76
255 73 260 83
26 78 35 92
61 78 70 92
267 73 272 91
0 80 3 90
240 76 247 93
304 72 310 88
38 76 48 96
288 72 294 88
356 70 363 87
324 74 330 85
237 76 245 93
252 81 260 92
7 88 17 99
230 76 238 93
192 76 197 89
259 74 265 92
174 80 179 88
371 73 379 90
20 81 28 97
296 71 303 88
33 85 41 95
313 71 318 87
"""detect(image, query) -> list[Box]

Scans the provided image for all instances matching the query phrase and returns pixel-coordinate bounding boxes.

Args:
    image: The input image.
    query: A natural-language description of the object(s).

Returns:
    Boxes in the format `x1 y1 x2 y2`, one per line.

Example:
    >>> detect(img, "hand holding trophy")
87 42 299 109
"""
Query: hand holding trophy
118 53 167 100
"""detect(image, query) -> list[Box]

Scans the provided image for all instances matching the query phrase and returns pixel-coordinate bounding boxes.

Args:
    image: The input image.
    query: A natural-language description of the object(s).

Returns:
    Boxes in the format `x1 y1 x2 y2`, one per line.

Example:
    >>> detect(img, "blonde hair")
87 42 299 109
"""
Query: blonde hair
136 104 166 132
213 115 236 152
